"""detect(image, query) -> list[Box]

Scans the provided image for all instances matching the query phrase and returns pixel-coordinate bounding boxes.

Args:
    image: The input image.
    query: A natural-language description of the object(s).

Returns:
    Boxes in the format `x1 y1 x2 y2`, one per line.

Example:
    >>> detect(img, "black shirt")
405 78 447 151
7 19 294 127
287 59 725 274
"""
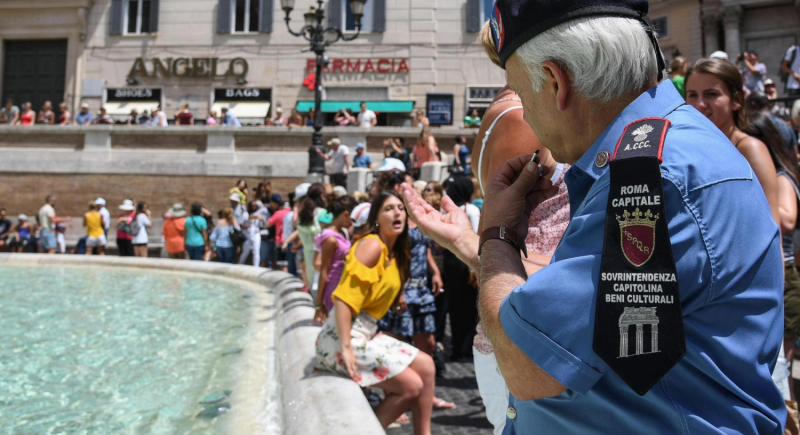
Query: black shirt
0 219 12 237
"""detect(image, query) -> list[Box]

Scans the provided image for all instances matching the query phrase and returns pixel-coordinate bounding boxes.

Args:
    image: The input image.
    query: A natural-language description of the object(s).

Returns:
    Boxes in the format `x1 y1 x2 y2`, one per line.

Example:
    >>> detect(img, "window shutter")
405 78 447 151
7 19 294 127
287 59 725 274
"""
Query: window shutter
466 0 481 33
259 0 273 33
149 0 160 32
327 0 342 29
217 0 232 33
372 0 386 33
110 0 124 35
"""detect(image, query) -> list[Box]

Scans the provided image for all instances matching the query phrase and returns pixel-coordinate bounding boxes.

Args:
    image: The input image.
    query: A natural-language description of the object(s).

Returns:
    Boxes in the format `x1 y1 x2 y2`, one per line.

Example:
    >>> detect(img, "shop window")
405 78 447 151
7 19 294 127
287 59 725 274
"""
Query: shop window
125 0 151 34
232 0 260 33
652 16 669 39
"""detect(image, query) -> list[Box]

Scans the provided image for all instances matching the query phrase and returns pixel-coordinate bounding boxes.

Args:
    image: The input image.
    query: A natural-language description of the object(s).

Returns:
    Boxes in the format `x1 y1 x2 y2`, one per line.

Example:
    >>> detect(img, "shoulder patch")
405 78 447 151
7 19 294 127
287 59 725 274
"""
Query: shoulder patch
612 118 671 162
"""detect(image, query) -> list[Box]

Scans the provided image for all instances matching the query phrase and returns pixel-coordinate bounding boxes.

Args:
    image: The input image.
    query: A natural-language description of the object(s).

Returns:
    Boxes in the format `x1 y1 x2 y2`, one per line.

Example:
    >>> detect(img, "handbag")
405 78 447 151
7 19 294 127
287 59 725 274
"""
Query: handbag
229 226 247 247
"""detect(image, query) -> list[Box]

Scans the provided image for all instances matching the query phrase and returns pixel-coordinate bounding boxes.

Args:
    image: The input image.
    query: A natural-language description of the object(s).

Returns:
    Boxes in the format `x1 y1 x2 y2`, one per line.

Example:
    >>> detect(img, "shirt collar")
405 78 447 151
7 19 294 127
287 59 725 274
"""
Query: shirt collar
572 81 684 180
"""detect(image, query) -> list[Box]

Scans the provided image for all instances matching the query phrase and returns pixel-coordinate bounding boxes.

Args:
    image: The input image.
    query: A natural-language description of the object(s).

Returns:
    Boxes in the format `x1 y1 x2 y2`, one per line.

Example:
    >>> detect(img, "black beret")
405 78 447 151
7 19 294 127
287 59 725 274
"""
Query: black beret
490 0 652 69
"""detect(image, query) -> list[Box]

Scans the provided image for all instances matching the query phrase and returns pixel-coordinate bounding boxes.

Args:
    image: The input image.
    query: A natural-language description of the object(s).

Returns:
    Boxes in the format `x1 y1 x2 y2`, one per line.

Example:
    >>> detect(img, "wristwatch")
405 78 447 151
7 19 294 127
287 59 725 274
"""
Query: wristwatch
479 226 528 259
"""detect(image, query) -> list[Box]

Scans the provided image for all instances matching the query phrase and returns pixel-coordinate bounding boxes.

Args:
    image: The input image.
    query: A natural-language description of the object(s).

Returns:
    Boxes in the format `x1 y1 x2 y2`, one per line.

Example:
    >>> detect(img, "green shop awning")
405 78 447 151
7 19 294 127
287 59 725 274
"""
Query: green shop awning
295 101 415 113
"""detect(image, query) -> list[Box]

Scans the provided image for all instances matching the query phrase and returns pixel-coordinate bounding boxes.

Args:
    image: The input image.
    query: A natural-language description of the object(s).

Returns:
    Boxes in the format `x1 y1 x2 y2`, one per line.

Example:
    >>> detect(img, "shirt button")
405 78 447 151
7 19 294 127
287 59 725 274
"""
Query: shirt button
506 406 517 420
595 151 610 168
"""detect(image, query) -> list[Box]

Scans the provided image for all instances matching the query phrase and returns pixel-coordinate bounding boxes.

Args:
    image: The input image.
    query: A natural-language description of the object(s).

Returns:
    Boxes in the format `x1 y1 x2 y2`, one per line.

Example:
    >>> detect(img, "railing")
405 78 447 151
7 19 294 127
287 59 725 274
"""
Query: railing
0 125 479 153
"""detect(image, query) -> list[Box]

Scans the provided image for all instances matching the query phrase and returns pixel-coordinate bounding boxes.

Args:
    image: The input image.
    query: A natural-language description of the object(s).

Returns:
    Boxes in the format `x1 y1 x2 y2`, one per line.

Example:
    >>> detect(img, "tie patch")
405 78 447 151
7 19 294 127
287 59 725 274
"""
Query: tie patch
594 118 686 396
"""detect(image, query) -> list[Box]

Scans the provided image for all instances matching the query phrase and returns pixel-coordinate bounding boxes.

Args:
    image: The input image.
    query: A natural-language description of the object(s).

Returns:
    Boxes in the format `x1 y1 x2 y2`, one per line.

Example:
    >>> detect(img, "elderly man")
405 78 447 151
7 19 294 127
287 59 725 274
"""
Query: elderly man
403 0 785 433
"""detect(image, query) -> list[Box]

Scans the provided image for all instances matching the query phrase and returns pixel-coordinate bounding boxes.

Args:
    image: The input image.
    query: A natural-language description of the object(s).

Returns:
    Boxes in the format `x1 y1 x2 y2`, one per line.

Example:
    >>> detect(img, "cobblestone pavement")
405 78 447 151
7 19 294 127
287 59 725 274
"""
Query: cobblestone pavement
385 358 493 435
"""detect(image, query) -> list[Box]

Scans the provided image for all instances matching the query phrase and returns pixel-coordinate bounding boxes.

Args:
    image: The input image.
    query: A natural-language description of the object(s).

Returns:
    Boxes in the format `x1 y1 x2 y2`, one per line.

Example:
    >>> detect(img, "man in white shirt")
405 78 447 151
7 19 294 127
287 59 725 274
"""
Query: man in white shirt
322 138 350 188
782 45 800 97
357 102 377 128
151 106 168 127
37 195 60 254
95 197 111 236
738 51 767 93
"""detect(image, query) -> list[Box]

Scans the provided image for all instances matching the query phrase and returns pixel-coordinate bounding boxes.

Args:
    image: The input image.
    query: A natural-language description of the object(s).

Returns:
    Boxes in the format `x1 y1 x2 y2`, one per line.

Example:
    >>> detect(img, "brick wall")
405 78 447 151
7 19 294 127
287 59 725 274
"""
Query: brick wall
0 173 304 218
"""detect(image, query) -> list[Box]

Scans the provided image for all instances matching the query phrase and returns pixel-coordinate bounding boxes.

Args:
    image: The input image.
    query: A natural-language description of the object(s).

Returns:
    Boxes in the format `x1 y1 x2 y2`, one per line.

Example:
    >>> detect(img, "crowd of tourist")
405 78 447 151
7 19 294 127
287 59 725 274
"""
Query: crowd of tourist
5 19 800 434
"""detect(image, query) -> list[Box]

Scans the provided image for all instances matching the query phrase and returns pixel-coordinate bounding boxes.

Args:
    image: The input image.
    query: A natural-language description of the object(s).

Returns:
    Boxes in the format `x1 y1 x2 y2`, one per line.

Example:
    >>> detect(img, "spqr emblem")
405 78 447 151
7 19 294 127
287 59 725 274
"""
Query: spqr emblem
617 208 658 267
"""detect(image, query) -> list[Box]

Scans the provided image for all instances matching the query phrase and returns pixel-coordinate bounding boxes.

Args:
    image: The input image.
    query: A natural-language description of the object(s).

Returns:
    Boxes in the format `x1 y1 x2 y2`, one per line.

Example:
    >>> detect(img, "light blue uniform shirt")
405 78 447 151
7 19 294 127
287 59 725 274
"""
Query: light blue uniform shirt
500 81 785 434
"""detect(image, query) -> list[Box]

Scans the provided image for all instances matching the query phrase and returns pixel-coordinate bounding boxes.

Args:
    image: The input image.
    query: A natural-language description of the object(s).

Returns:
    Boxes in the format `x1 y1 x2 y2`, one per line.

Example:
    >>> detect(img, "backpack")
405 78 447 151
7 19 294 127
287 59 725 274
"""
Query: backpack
128 214 141 236
779 46 799 84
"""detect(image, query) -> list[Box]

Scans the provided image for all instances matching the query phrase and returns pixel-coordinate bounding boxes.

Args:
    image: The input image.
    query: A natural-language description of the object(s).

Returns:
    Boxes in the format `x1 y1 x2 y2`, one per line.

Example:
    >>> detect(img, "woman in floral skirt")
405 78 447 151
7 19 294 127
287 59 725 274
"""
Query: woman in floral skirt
315 190 436 434
378 219 455 411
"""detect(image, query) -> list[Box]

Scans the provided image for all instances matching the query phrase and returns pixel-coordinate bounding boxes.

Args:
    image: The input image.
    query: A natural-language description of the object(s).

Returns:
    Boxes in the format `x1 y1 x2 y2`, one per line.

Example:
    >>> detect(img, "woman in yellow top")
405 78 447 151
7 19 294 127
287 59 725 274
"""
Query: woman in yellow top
229 179 248 205
315 190 436 435
83 201 107 255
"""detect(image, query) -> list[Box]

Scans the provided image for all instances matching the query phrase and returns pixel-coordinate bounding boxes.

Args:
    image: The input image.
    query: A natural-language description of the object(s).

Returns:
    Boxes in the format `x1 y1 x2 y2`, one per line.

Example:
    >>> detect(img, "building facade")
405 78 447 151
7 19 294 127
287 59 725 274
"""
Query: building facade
702 0 800 84
1 0 714 126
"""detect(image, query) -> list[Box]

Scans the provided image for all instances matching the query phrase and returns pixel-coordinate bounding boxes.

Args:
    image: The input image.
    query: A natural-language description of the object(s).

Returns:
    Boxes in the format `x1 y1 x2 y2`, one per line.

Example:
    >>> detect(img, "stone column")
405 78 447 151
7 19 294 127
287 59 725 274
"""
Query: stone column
620 326 629 358
722 5 742 58
651 324 659 353
636 324 644 356
702 13 720 56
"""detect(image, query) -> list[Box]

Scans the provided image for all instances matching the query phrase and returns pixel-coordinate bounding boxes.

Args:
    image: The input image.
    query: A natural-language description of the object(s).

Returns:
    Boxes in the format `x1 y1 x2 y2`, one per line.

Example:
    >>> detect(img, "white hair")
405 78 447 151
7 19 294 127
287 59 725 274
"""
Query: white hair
514 17 660 103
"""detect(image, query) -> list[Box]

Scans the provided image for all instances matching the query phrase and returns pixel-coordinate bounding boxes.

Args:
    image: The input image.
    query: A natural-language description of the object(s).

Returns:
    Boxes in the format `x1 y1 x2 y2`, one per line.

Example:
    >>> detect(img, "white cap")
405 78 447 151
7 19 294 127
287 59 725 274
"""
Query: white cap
94 197 106 206
81 102 89 109
228 193 241 202
709 51 729 61
294 183 311 199
350 203 371 228
377 157 406 172
333 185 348 198
18 214 27 221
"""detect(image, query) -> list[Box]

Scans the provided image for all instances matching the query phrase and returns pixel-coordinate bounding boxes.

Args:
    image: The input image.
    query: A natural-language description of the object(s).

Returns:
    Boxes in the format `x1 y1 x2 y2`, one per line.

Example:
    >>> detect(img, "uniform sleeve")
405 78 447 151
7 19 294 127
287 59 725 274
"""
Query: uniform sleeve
332 240 385 315
785 47 795 62
499 178 710 395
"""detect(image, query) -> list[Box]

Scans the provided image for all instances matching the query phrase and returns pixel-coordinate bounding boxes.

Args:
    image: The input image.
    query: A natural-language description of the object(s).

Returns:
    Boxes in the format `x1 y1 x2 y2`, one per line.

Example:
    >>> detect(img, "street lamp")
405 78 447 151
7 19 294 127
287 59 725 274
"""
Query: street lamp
283 0 367 180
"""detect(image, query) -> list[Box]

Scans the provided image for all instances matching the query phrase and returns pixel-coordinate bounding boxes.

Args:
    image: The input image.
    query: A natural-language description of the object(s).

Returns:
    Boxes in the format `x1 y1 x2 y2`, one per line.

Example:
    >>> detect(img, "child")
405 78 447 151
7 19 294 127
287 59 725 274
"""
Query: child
56 223 67 254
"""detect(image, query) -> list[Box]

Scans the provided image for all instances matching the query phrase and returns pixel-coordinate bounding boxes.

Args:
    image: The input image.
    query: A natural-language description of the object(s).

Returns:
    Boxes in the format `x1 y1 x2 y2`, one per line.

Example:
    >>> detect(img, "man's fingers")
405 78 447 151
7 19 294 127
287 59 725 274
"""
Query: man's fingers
492 154 534 187
441 195 460 214
507 158 546 198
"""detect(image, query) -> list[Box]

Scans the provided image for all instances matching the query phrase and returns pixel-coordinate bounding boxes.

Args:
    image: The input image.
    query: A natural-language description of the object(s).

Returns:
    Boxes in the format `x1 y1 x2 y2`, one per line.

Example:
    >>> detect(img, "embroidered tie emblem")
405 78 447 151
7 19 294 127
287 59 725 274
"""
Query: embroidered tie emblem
594 118 686 396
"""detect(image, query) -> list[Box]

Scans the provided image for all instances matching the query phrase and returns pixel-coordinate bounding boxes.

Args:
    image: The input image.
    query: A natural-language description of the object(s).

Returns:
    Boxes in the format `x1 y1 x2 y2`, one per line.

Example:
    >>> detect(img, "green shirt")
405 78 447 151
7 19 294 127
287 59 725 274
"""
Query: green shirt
184 216 208 247
670 76 686 99
464 115 481 128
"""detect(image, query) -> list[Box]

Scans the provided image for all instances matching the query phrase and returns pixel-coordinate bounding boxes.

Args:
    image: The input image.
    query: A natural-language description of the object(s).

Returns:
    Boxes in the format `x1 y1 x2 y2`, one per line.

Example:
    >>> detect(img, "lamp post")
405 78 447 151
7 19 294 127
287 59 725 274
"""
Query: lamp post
282 0 368 180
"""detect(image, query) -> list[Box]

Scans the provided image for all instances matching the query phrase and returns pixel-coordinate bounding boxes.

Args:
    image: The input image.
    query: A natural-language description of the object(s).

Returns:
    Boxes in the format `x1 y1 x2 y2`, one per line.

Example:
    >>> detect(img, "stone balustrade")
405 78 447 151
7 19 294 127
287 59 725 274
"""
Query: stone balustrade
0 125 474 179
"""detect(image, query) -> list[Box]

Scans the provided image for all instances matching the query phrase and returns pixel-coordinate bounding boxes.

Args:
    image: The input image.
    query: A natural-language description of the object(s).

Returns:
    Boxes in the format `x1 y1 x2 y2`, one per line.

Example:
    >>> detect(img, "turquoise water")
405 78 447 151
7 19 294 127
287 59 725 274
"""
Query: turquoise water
0 265 259 435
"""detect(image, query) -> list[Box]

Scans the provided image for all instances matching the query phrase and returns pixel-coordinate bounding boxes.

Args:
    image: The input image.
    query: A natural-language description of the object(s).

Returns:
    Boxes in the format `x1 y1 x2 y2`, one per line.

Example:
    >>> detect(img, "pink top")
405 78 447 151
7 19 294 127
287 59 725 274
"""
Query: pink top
473 164 571 355
315 228 352 312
